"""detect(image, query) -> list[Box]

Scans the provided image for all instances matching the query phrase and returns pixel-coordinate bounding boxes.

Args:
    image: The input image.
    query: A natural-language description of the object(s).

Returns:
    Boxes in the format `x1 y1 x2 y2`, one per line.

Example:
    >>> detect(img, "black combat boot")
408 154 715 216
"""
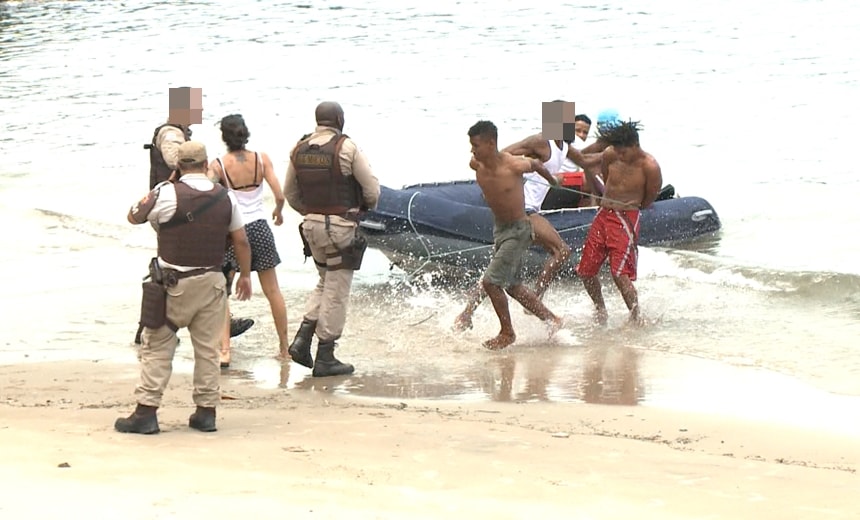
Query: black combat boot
230 316 255 338
114 404 160 434
312 341 355 377
288 318 317 369
188 406 217 432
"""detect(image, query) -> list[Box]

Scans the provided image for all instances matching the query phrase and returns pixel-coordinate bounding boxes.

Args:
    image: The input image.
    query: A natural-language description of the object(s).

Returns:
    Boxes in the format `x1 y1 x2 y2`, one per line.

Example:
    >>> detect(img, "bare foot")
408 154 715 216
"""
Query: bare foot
275 347 289 362
546 316 564 338
453 312 473 332
628 311 645 327
482 333 516 351
594 308 608 326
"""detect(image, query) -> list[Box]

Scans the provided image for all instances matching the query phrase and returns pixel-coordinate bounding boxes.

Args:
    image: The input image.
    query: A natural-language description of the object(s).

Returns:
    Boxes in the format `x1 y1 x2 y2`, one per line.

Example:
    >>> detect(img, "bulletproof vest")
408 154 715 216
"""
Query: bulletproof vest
291 132 362 215
146 124 192 190
157 183 232 268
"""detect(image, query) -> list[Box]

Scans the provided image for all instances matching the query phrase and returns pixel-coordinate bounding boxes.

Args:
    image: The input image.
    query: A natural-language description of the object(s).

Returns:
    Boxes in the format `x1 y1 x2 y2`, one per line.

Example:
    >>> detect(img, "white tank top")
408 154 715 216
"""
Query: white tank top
561 137 587 172
523 140 568 212
231 185 266 223
216 154 268 224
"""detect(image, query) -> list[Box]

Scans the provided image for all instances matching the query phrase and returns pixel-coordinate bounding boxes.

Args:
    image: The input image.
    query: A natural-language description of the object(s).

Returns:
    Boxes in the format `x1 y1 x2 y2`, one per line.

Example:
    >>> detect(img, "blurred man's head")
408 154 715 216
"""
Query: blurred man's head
168 87 203 127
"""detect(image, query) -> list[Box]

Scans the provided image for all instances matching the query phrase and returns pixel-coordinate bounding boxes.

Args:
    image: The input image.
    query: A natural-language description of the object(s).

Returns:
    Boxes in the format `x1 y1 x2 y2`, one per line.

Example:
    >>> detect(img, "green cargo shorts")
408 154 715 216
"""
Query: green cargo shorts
483 218 534 288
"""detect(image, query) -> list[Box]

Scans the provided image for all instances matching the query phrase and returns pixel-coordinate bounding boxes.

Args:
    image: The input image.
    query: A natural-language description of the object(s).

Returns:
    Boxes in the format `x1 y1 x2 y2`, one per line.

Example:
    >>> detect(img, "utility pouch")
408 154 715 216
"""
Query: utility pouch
139 280 167 329
299 223 312 260
339 232 368 271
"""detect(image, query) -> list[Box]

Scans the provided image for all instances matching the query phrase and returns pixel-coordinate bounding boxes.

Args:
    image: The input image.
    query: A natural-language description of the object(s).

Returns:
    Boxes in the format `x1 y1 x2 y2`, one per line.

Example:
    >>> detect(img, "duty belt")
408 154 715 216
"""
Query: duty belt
162 266 220 287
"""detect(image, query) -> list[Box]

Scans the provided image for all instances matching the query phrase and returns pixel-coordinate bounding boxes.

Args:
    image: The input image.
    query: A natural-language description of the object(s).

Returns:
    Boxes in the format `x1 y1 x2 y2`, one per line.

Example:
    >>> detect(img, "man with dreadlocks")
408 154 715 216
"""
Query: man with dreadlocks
575 120 662 325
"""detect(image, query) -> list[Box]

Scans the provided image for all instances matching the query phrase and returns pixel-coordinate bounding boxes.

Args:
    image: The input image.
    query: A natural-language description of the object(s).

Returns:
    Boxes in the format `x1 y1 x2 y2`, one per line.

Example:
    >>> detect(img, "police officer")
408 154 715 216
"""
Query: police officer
139 116 255 342
145 119 191 190
283 101 380 377
116 141 253 434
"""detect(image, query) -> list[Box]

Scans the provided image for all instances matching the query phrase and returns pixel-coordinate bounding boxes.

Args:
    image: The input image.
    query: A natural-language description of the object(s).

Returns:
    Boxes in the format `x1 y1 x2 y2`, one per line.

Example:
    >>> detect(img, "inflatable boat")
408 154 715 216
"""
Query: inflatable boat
358 179 721 279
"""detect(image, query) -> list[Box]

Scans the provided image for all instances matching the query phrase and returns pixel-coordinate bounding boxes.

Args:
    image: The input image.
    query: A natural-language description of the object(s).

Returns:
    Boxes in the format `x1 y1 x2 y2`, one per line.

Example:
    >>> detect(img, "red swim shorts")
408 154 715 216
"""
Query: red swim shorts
576 208 641 281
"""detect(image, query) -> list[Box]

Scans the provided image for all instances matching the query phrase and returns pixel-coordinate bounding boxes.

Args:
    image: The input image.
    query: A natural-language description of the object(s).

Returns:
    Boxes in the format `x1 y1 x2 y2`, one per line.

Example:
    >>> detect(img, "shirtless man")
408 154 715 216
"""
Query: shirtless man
464 120 563 350
453 127 607 332
574 120 662 325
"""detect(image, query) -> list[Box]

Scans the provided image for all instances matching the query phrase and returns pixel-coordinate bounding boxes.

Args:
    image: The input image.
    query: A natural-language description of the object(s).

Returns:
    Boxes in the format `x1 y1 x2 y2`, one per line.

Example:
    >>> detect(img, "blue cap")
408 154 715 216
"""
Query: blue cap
596 108 620 125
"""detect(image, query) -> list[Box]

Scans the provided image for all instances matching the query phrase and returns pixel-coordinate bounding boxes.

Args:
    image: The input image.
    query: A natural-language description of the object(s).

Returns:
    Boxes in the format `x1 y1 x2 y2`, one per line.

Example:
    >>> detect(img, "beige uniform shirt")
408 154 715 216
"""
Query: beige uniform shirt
129 174 245 271
284 125 380 226
155 125 187 170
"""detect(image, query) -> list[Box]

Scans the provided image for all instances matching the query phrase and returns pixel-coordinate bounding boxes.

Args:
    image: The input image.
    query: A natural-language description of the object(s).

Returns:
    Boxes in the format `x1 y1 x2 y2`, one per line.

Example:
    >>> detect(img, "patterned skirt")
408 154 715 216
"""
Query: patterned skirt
223 218 281 273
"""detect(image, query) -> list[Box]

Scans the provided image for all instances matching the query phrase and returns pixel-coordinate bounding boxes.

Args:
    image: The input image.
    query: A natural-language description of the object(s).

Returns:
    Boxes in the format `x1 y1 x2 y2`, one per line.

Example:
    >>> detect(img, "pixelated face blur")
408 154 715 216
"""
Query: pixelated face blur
470 134 494 162
574 120 590 142
168 87 203 126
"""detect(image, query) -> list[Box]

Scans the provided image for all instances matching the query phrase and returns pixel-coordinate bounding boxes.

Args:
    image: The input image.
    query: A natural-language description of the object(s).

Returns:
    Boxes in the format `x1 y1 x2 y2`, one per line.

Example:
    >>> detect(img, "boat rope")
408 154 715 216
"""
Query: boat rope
524 175 637 209
404 191 496 278
404 191 435 278
406 191 431 257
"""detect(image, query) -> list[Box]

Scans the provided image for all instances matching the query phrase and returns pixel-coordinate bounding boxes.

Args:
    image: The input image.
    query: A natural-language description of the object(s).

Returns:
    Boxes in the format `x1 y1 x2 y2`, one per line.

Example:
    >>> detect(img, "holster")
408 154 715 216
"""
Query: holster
138 257 171 330
336 231 368 271
298 223 312 260
139 280 167 329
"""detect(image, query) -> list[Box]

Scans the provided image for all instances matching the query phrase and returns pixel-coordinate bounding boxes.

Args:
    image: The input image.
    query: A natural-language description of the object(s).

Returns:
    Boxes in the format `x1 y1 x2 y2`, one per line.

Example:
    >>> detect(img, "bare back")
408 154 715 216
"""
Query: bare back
473 152 537 224
600 147 663 210
212 150 262 191
210 150 282 198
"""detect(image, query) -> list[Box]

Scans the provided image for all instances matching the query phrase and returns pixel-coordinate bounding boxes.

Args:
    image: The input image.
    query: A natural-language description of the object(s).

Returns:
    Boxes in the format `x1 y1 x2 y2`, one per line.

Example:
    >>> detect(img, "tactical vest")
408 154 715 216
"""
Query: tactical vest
146 124 192 190
291 132 363 215
157 183 232 267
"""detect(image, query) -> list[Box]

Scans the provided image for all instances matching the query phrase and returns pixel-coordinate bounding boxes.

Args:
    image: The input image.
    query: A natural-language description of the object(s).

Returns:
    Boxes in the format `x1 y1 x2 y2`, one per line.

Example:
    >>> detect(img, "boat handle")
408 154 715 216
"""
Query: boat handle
359 220 386 231
691 209 714 222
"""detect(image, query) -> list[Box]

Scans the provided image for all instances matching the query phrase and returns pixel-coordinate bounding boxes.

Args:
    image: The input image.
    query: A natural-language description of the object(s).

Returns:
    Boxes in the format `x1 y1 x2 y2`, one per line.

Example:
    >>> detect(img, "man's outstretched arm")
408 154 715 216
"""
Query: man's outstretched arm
502 134 545 159
520 157 558 187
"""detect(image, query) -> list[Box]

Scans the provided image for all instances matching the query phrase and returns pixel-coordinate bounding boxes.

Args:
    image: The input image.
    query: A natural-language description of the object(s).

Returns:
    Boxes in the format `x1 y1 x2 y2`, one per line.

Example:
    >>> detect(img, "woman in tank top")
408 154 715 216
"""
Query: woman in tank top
209 114 289 367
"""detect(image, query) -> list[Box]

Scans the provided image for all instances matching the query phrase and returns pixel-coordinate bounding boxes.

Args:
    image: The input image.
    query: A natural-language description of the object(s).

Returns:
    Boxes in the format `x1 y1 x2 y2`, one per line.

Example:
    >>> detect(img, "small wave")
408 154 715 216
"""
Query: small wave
769 271 860 304
644 248 860 304
33 207 153 249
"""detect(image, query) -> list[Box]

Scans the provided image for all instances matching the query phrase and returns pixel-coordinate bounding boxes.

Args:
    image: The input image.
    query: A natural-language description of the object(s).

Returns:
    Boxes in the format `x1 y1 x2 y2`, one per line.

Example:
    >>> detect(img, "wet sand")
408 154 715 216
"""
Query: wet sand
1 360 858 519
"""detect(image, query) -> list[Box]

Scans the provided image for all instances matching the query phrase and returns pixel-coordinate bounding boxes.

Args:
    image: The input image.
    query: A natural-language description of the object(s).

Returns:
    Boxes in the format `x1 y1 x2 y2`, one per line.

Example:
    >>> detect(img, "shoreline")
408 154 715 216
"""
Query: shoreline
1 359 858 518
4 340 858 434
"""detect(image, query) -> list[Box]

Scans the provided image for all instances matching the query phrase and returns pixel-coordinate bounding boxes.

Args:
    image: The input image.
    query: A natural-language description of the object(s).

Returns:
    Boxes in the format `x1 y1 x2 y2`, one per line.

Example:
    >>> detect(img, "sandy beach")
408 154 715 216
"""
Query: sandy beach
1 359 857 519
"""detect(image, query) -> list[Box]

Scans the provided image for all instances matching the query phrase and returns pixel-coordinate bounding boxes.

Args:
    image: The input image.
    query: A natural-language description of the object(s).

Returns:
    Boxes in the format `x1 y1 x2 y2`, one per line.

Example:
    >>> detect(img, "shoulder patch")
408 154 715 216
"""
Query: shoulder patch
130 186 162 224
